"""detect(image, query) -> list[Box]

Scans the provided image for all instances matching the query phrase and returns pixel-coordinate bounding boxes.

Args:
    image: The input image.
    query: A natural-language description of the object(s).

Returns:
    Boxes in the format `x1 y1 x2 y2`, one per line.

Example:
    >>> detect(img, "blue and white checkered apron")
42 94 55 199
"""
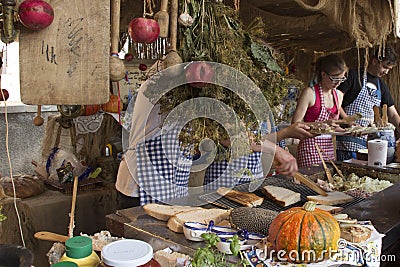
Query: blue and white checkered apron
136 128 192 205
203 151 263 191
337 74 381 159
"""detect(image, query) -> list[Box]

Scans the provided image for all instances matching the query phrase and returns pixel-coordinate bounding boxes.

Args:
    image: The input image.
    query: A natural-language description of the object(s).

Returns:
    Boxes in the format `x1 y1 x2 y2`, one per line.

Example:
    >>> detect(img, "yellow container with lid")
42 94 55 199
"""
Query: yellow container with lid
60 236 100 267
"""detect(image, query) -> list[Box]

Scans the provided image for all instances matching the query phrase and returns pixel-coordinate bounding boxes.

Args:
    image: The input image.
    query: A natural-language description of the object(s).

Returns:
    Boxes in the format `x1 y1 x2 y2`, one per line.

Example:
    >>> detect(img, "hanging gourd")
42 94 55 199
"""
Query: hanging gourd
128 0 160 44
102 95 119 113
268 201 340 263
18 0 54 31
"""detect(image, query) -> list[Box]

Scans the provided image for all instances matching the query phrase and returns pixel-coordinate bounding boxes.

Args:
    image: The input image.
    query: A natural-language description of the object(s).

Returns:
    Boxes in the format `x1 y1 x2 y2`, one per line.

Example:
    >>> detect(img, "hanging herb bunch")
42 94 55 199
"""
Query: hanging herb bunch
146 0 303 156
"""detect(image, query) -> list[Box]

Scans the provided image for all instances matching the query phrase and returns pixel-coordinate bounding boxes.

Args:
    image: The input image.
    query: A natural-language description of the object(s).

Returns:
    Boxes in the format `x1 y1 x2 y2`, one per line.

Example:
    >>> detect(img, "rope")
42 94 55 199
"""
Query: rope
1 89 26 247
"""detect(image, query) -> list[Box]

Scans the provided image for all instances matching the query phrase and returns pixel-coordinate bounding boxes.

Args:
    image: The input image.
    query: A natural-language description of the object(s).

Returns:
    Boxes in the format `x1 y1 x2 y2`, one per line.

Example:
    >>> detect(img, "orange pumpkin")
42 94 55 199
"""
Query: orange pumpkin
101 94 119 113
268 201 340 263
82 104 101 116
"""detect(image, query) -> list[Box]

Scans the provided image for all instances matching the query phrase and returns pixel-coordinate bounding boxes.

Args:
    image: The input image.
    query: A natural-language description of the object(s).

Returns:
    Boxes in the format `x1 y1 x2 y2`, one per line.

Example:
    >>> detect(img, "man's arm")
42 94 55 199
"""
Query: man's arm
387 105 400 134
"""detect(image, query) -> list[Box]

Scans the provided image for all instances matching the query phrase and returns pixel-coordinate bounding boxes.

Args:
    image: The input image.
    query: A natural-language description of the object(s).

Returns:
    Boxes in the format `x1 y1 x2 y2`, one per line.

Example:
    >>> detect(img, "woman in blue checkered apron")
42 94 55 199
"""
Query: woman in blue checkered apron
292 54 347 167
116 86 192 205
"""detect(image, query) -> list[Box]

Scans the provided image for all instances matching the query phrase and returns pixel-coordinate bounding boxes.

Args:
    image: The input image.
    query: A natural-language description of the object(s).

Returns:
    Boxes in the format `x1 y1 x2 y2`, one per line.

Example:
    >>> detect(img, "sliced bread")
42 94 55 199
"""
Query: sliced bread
262 185 301 207
217 187 264 207
143 203 204 221
316 205 343 214
167 208 231 233
307 191 353 205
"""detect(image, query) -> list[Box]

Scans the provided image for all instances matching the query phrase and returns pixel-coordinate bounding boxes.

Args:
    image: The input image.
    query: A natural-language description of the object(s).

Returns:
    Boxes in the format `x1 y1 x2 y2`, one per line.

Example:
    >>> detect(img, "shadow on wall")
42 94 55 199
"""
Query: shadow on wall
0 111 58 177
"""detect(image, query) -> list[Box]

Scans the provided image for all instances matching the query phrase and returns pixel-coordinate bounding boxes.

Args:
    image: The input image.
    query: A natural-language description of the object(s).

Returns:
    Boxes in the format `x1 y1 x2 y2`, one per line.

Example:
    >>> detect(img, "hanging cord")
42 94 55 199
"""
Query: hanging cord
1 89 26 247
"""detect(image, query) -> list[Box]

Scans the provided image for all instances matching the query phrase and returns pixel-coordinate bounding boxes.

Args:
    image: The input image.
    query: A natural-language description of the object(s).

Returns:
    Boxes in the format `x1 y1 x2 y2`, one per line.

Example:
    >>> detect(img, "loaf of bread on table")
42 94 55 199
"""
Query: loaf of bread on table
154 249 191 267
143 203 204 221
167 208 231 233
340 224 372 243
262 185 301 207
217 187 264 207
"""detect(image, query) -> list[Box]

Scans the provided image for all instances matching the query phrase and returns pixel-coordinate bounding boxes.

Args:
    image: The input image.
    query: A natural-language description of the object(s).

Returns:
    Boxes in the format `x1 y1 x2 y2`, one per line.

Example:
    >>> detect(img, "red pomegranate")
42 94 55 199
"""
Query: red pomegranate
18 0 54 31
185 62 214 88
128 18 160 44
0 89 9 101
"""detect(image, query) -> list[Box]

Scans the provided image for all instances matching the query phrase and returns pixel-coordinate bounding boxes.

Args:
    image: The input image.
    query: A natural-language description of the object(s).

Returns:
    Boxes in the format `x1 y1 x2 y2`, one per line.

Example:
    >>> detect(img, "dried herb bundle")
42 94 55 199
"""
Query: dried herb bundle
146 1 303 155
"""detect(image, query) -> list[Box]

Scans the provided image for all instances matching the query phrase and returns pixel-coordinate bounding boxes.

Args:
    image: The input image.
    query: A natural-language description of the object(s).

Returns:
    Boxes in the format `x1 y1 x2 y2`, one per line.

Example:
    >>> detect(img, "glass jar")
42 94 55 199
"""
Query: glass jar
100 239 161 267
59 236 100 267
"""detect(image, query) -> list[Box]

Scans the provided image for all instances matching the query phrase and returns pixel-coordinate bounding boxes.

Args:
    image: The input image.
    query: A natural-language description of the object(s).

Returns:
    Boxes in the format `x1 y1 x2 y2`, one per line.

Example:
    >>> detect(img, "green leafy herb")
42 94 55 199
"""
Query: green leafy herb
191 233 249 267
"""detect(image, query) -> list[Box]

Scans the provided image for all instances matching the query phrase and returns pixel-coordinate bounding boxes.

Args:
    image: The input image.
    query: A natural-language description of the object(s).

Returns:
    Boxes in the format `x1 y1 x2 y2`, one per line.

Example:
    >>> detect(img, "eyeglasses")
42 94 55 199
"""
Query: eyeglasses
327 73 347 83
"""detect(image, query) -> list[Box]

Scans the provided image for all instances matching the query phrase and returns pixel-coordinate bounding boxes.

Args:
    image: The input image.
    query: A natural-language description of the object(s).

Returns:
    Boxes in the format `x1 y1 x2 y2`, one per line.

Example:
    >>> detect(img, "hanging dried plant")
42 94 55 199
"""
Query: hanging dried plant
145 1 303 155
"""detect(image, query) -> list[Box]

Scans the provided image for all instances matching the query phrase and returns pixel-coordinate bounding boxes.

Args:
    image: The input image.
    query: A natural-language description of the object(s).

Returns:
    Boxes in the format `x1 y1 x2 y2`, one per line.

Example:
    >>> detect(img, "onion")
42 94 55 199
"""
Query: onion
128 18 160 44
18 0 54 31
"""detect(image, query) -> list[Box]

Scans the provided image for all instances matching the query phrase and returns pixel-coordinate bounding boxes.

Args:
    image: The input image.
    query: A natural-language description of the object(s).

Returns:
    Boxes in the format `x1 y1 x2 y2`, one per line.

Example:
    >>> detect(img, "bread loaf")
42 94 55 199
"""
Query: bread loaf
262 185 300 207
143 203 204 221
154 249 191 267
340 224 372 243
167 208 230 233
0 175 45 198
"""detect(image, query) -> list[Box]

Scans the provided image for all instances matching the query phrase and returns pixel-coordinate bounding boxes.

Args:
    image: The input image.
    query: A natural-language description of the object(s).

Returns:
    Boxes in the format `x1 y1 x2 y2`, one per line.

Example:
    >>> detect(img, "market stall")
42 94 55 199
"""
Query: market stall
106 163 400 266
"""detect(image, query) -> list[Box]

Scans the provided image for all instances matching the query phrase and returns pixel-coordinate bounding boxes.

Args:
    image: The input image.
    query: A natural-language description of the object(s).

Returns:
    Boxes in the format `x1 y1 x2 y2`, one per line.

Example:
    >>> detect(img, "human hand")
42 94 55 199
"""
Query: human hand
284 122 315 140
273 146 298 176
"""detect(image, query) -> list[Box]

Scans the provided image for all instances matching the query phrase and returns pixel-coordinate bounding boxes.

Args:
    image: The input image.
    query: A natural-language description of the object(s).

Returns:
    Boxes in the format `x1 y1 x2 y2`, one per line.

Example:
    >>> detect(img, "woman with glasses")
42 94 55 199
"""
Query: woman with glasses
336 46 400 161
291 54 348 167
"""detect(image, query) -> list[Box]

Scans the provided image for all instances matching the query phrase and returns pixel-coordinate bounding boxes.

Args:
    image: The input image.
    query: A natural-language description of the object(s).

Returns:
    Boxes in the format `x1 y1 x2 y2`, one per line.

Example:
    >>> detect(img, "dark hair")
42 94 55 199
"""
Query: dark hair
315 54 347 82
373 46 397 65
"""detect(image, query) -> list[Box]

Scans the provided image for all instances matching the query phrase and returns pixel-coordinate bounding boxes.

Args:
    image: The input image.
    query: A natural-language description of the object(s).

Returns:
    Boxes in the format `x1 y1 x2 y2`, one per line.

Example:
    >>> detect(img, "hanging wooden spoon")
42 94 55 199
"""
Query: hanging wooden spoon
33 105 44 126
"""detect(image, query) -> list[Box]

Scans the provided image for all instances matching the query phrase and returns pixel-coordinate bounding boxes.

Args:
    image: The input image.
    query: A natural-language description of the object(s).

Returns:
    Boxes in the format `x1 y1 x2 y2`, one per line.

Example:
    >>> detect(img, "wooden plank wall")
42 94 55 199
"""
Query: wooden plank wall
20 0 110 105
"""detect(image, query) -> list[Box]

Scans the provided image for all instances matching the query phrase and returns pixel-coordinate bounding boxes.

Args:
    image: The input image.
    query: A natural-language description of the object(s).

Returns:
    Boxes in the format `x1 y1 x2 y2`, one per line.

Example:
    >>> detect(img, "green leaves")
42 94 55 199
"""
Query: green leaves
251 42 283 74
191 233 247 267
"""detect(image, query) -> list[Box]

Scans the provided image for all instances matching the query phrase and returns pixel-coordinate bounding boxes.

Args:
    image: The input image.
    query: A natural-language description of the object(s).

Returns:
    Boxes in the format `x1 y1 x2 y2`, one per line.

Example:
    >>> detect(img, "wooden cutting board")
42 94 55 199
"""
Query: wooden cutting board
307 191 354 205
20 0 110 105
